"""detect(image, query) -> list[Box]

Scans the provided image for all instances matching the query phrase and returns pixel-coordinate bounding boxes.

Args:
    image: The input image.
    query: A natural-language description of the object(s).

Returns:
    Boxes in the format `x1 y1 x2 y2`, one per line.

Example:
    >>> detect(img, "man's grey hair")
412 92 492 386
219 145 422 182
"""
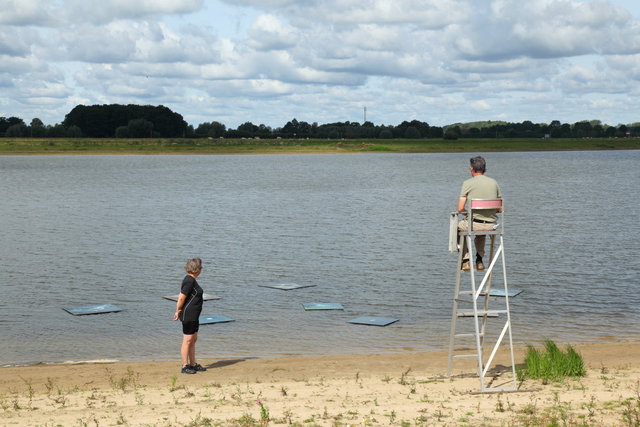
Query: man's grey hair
470 156 486 173
184 257 202 274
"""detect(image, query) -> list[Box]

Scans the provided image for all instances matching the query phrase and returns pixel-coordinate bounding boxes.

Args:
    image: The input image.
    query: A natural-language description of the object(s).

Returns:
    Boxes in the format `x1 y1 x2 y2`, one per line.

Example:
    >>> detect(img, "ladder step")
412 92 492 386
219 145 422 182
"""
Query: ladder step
457 291 494 297
452 354 478 359
454 333 483 338
457 309 506 317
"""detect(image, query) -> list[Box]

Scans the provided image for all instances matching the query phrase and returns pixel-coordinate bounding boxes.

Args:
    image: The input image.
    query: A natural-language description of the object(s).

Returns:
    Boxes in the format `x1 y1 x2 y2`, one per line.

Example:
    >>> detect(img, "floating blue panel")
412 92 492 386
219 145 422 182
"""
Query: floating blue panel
199 315 235 324
63 304 122 316
348 316 399 326
303 303 344 311
489 289 522 297
259 283 316 291
163 293 221 301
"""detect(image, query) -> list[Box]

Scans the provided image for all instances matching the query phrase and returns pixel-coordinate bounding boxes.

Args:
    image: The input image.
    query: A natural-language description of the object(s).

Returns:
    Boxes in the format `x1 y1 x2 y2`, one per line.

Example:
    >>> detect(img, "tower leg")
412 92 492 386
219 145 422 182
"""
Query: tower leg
448 231 518 392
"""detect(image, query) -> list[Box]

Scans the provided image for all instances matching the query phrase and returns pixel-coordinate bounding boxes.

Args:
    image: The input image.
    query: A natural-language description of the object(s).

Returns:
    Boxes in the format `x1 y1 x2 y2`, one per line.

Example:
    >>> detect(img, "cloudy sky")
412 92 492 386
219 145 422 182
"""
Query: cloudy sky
1 0 639 129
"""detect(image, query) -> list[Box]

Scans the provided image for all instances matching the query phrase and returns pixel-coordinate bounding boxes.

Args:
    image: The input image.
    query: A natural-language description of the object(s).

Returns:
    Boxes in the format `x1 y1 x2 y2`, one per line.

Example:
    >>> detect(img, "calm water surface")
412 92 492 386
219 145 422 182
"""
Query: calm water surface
1 151 638 365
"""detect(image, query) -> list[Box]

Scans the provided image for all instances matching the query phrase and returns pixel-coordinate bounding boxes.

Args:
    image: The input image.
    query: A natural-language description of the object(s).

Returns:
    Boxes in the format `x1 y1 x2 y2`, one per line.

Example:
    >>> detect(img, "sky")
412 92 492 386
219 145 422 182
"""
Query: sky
1 0 640 129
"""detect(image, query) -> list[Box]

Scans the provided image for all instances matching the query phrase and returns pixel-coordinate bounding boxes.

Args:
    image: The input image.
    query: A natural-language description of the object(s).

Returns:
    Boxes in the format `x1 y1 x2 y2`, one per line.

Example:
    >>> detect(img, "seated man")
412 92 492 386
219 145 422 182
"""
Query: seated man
457 156 502 271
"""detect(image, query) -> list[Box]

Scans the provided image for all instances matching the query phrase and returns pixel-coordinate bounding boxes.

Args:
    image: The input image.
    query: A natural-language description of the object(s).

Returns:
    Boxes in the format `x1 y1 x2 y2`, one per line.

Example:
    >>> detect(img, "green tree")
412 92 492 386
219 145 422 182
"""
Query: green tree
616 124 629 137
444 126 460 140
592 124 604 137
30 118 46 137
195 121 226 138
360 121 378 138
255 124 273 139
404 126 420 139
127 118 154 137
115 126 130 138
5 123 28 137
236 121 259 138
281 118 301 138
208 121 226 138
573 121 592 138
63 104 186 137
0 116 25 136
46 124 68 137
343 123 361 138
379 129 393 139
66 125 83 138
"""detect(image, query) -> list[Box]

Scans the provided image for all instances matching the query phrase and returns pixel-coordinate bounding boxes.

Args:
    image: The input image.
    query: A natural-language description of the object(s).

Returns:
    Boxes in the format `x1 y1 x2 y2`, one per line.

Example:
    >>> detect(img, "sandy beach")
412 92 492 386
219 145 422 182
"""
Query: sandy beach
1 341 639 426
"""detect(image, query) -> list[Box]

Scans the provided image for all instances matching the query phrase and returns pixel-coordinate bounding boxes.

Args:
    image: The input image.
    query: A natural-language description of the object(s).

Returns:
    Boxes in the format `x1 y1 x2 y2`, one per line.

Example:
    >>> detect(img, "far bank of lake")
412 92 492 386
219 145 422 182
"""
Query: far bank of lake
0 136 638 155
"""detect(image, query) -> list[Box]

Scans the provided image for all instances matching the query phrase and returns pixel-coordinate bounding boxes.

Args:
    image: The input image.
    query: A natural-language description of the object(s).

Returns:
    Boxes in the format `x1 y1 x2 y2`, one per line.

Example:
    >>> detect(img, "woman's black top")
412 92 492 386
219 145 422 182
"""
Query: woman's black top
180 275 203 322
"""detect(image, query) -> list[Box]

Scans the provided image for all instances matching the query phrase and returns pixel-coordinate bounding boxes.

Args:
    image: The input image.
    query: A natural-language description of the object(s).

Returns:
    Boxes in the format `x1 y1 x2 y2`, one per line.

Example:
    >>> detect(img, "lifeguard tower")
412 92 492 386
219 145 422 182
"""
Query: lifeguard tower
447 199 518 392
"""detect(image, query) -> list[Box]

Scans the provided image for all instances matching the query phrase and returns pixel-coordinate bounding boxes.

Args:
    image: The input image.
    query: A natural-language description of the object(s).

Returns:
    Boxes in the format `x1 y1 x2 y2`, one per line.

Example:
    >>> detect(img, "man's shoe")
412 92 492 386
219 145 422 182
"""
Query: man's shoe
461 260 470 271
191 363 207 372
476 261 485 271
181 365 197 374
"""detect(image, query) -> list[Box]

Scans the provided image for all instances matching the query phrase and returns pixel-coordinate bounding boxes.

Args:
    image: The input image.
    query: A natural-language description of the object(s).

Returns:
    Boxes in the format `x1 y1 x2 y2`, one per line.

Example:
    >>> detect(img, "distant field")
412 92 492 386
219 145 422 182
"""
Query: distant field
0 137 638 154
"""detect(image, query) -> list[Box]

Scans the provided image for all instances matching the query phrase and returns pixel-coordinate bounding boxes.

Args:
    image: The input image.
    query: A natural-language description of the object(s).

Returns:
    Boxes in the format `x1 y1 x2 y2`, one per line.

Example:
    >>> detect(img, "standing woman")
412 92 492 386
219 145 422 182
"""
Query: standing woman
173 257 207 374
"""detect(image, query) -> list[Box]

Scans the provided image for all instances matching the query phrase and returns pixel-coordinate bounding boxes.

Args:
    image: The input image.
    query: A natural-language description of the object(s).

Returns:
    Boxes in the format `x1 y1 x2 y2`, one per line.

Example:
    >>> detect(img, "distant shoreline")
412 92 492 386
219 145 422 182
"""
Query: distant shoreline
3 335 638 368
1 137 638 155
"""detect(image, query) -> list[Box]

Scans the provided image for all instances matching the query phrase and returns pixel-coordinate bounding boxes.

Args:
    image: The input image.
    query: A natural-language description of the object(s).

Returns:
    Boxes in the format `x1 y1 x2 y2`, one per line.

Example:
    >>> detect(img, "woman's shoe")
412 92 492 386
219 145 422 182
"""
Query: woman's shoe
192 363 207 372
181 365 197 374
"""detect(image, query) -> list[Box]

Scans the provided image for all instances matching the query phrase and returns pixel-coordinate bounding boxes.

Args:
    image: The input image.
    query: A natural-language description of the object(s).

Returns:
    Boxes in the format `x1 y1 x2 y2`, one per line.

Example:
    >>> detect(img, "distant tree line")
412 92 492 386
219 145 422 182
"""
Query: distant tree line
1 104 639 139
0 116 83 138
442 119 638 139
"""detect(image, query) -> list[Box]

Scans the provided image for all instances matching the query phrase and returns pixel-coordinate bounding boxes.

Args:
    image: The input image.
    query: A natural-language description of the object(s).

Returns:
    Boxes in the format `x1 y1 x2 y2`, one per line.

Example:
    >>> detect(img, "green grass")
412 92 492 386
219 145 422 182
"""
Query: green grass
523 340 586 382
0 137 638 155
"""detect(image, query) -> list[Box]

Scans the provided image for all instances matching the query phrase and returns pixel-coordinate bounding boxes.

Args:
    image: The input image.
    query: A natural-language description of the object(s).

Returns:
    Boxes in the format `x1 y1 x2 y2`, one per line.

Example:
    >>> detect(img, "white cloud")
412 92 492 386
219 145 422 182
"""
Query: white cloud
57 22 138 63
0 27 43 56
341 24 406 52
320 0 470 27
62 0 205 25
0 0 204 27
557 63 633 93
605 54 640 81
0 55 44 74
247 14 298 50
0 0 57 26
221 0 305 8
134 23 222 64
19 82 69 99
470 100 492 111
457 0 640 60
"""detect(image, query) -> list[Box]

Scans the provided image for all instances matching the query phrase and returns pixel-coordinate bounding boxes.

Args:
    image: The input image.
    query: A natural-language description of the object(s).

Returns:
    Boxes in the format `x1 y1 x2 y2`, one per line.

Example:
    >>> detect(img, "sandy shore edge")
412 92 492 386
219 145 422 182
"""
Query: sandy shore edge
2 341 639 426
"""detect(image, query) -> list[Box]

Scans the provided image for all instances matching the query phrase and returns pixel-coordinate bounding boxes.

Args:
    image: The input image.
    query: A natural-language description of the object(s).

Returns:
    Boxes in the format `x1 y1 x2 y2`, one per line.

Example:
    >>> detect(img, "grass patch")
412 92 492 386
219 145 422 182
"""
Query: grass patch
522 340 586 382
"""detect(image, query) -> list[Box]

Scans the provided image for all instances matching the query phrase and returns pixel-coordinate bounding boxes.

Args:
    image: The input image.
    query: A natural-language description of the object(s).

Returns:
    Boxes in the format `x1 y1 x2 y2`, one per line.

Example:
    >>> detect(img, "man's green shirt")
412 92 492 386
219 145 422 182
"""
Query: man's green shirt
460 175 502 222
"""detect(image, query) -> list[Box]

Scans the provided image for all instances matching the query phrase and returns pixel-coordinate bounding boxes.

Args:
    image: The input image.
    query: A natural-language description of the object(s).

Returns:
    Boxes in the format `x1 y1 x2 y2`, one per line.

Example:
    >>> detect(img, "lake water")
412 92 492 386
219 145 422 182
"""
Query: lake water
1 151 638 365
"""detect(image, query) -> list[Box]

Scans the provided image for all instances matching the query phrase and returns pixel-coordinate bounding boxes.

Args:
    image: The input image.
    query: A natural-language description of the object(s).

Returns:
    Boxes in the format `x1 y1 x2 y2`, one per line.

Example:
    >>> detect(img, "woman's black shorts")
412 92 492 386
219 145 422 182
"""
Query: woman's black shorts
182 320 200 335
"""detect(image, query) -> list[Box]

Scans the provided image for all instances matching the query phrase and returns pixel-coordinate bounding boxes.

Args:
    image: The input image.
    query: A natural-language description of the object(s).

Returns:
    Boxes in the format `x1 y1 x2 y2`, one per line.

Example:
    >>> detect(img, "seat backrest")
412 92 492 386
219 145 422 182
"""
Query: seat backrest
467 198 503 234
470 199 502 210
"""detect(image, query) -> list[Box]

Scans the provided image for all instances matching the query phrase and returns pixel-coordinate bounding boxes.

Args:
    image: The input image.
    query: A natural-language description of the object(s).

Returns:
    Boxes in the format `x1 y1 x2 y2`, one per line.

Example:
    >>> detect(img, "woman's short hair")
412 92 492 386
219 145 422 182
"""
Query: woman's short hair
470 156 486 173
184 257 202 274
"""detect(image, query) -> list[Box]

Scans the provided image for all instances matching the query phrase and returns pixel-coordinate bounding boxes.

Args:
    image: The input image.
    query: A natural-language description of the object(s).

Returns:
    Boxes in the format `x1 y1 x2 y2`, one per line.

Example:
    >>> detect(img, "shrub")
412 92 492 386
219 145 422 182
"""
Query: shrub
523 339 586 381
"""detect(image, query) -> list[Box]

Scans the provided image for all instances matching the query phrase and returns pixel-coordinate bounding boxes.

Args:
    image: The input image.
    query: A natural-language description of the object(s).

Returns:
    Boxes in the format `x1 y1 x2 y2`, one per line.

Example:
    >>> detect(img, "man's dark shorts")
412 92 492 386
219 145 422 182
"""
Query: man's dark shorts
182 320 200 335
